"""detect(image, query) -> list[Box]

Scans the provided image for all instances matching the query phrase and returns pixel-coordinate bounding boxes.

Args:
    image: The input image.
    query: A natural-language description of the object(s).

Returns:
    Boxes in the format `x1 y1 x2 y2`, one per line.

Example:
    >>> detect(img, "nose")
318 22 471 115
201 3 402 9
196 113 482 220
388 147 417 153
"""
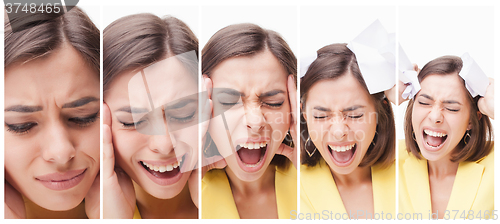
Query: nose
245 105 266 133
330 114 348 140
42 120 76 165
428 105 444 124
148 111 176 155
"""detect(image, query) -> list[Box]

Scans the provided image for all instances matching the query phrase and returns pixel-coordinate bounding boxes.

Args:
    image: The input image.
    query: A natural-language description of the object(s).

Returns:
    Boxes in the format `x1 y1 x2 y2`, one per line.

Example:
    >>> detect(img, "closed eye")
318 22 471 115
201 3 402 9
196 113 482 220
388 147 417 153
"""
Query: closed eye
69 112 99 128
5 122 38 135
263 101 284 108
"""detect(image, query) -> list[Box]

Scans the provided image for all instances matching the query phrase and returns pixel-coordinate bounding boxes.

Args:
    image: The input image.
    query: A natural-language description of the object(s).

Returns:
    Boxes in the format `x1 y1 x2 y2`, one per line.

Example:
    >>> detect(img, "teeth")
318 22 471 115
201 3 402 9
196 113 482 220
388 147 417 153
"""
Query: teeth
166 164 173 171
328 143 356 152
142 159 183 173
424 129 447 137
159 166 167 172
239 142 268 150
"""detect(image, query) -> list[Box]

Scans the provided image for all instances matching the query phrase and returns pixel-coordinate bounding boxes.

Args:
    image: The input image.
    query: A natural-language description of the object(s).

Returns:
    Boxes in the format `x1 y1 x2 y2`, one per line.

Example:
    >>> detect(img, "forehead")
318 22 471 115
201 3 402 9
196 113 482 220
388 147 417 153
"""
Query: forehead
105 55 197 109
418 73 469 101
5 44 99 103
210 50 288 92
306 73 373 110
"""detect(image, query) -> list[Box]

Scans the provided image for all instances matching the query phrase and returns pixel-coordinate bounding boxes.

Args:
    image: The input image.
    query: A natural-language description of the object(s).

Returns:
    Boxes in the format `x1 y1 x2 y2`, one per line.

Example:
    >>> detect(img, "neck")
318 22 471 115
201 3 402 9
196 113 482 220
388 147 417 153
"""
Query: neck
427 155 459 178
24 197 87 219
134 182 198 219
331 166 372 186
225 163 276 196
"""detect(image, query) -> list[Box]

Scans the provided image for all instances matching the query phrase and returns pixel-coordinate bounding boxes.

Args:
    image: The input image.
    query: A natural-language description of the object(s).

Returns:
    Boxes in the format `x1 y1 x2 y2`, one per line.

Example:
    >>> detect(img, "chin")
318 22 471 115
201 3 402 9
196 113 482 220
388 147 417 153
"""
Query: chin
29 190 86 211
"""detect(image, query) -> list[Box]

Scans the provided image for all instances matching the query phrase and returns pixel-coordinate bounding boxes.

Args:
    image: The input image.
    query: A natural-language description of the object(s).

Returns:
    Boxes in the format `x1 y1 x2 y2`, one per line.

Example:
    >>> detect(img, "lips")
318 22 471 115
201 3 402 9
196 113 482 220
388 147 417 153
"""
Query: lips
35 168 87 191
234 139 269 172
328 143 357 167
422 128 448 151
139 154 186 186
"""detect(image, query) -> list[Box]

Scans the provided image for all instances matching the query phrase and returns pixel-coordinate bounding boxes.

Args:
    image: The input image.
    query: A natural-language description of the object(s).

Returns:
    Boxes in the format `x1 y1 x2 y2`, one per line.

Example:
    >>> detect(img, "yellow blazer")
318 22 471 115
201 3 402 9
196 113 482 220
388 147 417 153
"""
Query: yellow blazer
133 206 141 219
201 163 297 219
399 142 494 218
301 158 395 217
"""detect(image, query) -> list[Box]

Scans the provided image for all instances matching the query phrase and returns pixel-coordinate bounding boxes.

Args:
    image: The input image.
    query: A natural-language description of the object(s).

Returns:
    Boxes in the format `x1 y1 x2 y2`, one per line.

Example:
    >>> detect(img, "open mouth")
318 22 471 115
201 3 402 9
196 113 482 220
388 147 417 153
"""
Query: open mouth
423 129 448 150
235 141 268 171
328 143 357 166
139 154 186 185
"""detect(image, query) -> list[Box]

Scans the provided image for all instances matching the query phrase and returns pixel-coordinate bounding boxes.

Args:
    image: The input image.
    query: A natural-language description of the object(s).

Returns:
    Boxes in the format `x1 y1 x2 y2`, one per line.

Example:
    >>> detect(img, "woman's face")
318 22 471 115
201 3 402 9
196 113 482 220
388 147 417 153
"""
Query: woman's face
4 44 100 211
411 73 471 162
208 50 291 182
304 73 377 175
105 56 199 199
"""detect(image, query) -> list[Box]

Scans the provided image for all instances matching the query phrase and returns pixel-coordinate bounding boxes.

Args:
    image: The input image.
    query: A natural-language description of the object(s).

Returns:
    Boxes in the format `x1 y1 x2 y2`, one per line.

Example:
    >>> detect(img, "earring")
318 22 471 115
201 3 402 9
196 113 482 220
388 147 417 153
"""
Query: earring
305 137 317 157
371 131 378 146
203 140 212 156
464 131 471 145
412 131 416 141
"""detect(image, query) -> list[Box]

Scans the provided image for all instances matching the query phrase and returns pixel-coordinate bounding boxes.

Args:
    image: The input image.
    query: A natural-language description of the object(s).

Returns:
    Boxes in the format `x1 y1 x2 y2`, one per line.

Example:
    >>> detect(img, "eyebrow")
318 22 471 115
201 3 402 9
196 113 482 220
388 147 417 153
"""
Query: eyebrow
165 98 196 110
5 105 43 113
116 106 149 114
342 105 365 112
217 89 244 97
4 96 99 112
420 94 434 101
312 105 365 112
419 94 462 105
259 90 285 98
62 97 99 108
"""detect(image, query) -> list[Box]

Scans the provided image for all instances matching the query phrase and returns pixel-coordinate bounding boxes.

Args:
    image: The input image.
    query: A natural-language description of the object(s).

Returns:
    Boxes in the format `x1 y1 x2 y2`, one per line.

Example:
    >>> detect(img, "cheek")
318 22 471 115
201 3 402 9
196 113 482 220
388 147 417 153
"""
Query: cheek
113 130 146 163
75 125 100 160
5 136 38 178
411 106 426 129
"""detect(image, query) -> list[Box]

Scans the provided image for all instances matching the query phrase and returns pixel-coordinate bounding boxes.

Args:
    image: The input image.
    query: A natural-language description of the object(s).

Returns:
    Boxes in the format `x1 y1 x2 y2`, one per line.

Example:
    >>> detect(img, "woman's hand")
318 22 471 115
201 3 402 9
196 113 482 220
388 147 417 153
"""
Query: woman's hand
385 81 408 106
4 181 26 219
478 78 494 119
276 75 297 168
85 173 100 219
200 75 227 178
103 103 136 219
387 64 420 105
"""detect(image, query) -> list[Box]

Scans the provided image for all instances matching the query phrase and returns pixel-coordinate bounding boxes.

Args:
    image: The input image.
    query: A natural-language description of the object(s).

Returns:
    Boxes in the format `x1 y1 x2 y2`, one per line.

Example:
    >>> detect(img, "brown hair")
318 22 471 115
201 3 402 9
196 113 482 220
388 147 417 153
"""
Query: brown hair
300 44 395 168
103 13 198 92
4 7 99 73
202 23 297 168
404 56 493 162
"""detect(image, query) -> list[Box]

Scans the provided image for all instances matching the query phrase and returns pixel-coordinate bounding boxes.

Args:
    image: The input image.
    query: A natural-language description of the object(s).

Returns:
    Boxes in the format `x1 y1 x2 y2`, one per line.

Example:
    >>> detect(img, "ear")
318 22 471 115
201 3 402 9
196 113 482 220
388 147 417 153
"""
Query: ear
202 74 213 99
467 111 482 130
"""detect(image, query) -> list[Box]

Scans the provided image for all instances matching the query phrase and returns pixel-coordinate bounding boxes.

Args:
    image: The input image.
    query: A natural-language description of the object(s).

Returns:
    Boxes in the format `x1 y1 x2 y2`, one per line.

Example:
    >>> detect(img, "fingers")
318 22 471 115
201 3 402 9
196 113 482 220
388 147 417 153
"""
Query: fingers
287 75 298 145
4 182 26 219
103 124 115 180
103 103 112 127
203 74 213 99
188 168 199 208
85 173 101 219
201 155 226 178
276 143 297 169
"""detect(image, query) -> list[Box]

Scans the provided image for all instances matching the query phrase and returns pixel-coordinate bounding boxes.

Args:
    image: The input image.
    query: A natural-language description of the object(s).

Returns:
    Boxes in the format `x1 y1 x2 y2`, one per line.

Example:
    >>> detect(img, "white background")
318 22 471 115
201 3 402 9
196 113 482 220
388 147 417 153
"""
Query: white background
200 5 298 57
397 6 495 140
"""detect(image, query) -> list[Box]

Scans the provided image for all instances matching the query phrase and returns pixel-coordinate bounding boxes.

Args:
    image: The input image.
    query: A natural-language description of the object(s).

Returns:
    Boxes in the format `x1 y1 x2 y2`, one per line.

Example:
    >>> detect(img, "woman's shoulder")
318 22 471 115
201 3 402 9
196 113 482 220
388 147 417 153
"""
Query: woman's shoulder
202 169 227 186
475 147 494 167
